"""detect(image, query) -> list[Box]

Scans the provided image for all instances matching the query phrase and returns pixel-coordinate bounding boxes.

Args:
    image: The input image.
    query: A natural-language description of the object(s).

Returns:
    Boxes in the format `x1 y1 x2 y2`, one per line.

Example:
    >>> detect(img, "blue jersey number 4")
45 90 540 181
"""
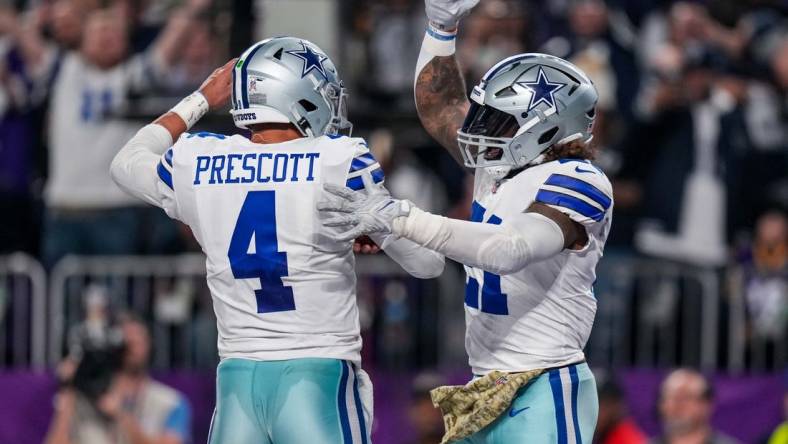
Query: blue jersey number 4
228 191 295 313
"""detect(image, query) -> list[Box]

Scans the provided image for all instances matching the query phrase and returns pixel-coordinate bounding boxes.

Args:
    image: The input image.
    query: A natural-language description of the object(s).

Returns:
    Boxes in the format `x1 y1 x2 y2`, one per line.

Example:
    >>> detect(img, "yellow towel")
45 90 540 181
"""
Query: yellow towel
430 369 544 444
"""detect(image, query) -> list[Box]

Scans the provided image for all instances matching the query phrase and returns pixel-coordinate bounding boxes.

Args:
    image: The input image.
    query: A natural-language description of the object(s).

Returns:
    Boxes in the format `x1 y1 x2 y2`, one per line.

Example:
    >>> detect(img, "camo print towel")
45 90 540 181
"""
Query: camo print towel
430 369 544 443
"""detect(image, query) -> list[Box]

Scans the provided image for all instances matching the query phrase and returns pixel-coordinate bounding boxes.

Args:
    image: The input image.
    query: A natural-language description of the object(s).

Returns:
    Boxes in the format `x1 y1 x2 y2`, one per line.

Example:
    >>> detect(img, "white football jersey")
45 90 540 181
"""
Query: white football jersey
155 133 382 363
47 52 156 208
465 159 613 375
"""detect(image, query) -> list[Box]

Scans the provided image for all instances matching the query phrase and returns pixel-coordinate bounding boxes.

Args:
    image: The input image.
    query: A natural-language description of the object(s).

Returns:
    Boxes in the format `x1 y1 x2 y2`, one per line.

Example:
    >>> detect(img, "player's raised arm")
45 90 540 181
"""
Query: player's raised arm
414 0 478 166
110 59 235 209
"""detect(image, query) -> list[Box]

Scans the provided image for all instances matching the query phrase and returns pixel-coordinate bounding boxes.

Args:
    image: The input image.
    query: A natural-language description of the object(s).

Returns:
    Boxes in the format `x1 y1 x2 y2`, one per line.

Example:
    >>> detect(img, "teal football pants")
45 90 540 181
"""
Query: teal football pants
208 358 371 444
458 362 598 444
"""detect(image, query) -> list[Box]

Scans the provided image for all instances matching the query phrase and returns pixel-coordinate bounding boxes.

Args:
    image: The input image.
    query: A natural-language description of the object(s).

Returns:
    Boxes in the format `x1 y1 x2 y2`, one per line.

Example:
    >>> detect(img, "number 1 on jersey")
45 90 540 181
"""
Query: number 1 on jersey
228 191 295 313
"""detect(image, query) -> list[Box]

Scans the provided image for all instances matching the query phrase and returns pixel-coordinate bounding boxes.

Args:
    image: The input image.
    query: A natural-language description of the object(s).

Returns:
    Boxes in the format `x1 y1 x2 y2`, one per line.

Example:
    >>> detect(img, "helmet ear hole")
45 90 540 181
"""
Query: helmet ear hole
538 126 559 144
586 107 596 118
299 100 317 112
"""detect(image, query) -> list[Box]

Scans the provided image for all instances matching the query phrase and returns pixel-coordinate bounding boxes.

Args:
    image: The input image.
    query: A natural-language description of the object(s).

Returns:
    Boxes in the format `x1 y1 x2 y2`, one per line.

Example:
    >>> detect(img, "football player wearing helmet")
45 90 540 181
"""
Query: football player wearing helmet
110 37 445 444
318 1 613 442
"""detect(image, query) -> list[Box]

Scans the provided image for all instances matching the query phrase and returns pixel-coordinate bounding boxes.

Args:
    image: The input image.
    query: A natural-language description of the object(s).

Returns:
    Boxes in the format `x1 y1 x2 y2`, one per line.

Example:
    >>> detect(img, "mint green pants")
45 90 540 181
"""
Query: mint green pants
459 362 598 444
208 358 371 444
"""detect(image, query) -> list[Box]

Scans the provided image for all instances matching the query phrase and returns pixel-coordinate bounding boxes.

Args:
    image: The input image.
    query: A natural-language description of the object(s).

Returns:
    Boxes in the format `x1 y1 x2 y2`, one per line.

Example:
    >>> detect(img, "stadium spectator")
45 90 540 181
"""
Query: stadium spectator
362 0 425 110
0 32 40 254
543 0 640 122
158 15 222 96
625 40 745 266
41 2 205 266
44 314 192 444
652 369 740 444
732 211 788 358
594 374 646 444
458 0 527 83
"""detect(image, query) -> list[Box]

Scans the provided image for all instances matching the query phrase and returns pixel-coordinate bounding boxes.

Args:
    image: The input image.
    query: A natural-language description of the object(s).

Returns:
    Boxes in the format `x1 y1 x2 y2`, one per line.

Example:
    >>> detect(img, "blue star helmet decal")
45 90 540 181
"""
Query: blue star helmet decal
518 66 566 112
286 42 329 79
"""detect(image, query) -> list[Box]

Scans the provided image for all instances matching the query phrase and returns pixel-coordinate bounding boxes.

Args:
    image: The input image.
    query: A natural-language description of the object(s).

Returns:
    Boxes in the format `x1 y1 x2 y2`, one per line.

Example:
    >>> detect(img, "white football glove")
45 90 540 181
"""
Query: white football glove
318 172 411 242
425 0 480 29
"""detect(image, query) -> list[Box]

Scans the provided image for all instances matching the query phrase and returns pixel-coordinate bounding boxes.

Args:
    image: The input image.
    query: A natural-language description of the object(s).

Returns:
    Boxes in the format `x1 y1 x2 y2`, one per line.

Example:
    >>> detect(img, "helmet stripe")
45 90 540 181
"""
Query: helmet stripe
231 64 237 109
482 53 536 82
239 41 268 108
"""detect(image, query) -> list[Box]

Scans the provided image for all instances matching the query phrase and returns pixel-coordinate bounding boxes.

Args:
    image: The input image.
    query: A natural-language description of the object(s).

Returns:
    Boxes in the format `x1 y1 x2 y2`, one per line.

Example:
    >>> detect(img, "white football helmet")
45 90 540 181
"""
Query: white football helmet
458 53 598 180
231 36 352 137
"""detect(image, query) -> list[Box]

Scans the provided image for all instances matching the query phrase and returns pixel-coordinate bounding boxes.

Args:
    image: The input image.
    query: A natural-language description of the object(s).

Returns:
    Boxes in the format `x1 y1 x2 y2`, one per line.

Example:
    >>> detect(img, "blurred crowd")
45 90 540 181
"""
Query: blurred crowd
348 0 788 260
0 0 230 265
0 1 785 442
347 0 788 371
0 0 782 361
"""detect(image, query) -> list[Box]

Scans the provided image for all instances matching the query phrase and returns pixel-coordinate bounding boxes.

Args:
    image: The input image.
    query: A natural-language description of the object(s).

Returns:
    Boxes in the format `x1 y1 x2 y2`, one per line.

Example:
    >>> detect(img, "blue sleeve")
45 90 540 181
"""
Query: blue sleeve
345 141 385 191
163 396 192 441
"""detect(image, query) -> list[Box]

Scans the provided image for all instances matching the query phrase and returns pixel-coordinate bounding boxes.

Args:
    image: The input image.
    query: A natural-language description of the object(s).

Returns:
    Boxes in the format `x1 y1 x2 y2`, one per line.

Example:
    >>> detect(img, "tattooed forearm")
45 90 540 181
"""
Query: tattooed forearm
415 55 471 167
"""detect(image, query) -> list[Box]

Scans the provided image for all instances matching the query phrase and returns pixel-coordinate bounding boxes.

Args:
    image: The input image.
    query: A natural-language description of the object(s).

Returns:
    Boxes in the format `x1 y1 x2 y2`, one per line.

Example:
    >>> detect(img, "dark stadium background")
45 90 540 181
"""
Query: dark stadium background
0 0 785 443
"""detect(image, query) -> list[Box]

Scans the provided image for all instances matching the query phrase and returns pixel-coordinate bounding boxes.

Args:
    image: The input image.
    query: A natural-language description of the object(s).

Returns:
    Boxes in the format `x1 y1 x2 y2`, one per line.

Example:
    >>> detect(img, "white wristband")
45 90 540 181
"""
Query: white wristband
170 91 209 130
415 24 457 80
424 23 457 56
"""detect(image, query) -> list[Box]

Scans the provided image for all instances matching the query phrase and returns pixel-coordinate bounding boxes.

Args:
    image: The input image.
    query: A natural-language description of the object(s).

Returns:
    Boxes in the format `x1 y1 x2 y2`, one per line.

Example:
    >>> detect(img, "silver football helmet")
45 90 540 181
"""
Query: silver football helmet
458 53 598 180
231 37 351 136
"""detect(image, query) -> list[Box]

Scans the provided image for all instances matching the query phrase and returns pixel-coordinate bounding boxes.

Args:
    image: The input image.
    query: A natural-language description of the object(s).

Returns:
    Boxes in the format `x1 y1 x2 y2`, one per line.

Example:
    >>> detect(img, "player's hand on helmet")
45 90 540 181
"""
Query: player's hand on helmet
318 172 411 242
425 0 480 30
198 58 237 110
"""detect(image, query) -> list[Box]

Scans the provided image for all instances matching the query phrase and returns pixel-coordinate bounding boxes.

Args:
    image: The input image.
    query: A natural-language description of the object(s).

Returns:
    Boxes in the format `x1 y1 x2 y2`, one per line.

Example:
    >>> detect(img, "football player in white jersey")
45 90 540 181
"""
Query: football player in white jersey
110 37 445 444
317 1 613 442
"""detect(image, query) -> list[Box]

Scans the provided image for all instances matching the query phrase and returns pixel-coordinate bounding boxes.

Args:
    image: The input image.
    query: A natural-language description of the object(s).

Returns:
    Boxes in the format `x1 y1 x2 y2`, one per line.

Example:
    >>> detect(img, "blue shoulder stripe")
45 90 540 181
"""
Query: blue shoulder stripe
164 148 174 167
157 161 174 190
536 189 604 221
544 174 611 210
346 167 384 191
349 153 377 172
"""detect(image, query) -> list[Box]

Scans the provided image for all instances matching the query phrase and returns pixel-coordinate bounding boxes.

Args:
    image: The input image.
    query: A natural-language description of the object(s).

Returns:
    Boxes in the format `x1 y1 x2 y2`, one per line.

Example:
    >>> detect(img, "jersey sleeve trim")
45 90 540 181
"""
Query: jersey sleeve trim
543 174 611 210
346 167 384 190
345 141 385 190
535 189 605 221
349 153 376 173
158 146 178 190
164 147 174 167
